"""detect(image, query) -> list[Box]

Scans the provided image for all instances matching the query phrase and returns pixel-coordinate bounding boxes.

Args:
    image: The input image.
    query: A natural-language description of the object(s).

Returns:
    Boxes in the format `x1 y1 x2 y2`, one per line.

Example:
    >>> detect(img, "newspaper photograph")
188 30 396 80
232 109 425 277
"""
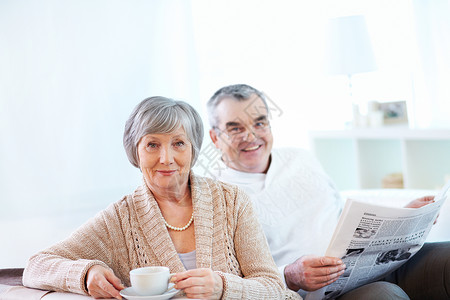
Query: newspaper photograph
306 181 450 300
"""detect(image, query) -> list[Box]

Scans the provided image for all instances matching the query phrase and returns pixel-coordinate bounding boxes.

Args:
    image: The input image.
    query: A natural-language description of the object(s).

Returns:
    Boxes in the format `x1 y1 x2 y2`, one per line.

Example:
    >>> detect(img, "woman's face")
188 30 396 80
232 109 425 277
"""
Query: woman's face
137 127 192 194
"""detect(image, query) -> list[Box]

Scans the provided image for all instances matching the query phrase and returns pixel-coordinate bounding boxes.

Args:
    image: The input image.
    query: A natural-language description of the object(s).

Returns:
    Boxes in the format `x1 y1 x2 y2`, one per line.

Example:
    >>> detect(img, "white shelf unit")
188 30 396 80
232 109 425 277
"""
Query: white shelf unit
309 128 450 190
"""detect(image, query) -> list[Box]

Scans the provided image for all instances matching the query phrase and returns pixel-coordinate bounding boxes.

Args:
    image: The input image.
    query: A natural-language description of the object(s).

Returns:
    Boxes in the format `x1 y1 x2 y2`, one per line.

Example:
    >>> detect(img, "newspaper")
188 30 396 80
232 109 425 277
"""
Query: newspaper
306 181 450 300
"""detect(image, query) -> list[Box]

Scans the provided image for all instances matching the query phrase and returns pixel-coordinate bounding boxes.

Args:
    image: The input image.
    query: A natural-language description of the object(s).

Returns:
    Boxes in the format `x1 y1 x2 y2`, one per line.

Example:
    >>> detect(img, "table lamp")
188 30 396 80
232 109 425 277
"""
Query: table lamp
326 15 377 127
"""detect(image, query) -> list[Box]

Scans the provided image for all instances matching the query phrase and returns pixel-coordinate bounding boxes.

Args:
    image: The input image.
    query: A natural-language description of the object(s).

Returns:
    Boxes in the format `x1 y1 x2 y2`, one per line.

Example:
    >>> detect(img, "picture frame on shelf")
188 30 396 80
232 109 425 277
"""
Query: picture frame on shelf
379 100 408 125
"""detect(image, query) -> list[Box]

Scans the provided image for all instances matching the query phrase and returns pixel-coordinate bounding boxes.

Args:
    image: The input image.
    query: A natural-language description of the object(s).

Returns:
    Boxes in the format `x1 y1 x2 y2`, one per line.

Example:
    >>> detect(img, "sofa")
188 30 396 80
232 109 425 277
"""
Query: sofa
1 188 449 299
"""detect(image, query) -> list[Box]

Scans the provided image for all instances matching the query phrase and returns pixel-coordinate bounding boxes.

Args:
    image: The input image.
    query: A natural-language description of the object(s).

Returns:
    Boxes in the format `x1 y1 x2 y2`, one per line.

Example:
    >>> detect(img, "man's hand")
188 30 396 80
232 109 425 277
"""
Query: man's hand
404 196 435 208
86 265 125 299
405 195 439 224
284 255 346 292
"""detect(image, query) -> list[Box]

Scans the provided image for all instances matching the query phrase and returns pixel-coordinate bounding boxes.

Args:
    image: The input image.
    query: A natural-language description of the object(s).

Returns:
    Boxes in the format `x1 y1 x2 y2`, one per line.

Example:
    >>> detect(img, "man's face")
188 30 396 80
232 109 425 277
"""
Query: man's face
209 95 273 173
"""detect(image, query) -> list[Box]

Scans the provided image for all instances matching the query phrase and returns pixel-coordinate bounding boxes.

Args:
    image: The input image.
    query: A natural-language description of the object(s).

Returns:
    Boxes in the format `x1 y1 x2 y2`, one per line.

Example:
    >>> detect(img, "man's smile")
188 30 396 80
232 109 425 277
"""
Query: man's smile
241 144 262 152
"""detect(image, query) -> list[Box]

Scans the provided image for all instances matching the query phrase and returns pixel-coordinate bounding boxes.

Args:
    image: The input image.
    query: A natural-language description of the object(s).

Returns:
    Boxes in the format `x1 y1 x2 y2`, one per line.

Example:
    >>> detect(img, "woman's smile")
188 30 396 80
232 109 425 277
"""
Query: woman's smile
156 169 178 176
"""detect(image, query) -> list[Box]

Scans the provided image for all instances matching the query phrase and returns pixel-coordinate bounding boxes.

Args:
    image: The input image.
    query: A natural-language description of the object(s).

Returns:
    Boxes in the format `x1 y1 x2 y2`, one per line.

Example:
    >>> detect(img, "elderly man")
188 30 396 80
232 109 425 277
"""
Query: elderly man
205 83 450 299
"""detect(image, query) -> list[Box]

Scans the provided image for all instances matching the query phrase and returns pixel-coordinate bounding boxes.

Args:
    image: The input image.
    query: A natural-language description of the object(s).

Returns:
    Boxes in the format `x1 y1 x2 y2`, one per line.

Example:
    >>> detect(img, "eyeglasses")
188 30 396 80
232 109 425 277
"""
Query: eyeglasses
215 120 271 143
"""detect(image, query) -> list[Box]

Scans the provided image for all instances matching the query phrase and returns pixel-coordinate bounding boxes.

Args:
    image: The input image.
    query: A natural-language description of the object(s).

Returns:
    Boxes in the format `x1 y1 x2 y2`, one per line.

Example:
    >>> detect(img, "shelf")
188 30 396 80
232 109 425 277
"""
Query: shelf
309 127 450 140
309 128 450 190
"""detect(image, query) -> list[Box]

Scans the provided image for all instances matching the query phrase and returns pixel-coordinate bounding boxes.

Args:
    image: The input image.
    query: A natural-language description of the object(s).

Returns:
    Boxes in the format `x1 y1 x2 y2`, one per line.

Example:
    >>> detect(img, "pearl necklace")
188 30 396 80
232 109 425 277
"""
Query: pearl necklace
163 213 194 231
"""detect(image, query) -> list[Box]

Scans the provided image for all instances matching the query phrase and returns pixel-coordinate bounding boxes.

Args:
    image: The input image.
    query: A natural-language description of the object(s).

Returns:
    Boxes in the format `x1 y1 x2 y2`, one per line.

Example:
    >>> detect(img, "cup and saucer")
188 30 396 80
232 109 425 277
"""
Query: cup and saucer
120 283 179 300
120 266 180 300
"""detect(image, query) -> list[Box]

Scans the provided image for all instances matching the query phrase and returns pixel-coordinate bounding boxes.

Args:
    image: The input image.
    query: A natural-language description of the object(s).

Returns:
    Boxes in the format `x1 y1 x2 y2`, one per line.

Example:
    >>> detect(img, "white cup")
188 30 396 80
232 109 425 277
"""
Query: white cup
130 266 172 296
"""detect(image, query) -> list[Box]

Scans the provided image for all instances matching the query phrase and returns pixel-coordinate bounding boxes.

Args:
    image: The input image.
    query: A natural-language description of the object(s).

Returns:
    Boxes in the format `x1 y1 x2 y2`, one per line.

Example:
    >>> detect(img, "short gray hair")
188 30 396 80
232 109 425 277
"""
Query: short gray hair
123 96 204 168
206 84 269 128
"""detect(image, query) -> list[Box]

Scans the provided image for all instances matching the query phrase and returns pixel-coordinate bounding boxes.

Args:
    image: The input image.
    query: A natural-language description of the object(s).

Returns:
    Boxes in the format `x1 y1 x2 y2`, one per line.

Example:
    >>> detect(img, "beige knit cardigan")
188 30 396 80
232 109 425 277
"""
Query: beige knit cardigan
23 174 301 299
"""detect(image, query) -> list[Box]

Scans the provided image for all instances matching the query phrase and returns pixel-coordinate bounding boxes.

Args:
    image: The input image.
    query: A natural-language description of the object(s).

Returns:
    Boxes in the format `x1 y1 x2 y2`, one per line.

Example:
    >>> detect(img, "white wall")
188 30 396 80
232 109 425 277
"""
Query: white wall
0 0 201 267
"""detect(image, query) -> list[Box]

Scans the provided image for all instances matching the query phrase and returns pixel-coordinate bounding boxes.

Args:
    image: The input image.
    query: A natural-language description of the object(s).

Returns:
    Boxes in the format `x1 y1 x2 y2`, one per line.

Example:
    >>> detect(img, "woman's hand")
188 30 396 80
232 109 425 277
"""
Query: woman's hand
85 265 125 299
172 268 223 299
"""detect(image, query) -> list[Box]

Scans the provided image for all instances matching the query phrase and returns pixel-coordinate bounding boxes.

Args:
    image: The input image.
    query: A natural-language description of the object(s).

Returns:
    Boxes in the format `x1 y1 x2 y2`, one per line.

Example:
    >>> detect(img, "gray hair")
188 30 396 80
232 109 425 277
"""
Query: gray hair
123 96 204 168
206 84 269 128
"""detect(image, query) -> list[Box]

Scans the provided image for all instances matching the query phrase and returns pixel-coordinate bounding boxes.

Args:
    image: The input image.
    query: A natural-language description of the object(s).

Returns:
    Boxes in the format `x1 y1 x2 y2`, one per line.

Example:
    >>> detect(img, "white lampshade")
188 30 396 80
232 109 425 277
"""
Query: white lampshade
326 15 377 76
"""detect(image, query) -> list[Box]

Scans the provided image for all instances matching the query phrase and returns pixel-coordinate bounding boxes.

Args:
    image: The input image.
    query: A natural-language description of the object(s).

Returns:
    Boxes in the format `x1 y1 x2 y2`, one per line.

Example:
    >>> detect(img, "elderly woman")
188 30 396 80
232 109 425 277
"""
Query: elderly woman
23 96 300 300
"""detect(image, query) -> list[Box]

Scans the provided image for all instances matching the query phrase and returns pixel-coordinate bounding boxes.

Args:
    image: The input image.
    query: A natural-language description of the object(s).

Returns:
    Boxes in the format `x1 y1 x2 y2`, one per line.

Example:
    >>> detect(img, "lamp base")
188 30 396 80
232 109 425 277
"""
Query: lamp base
351 103 366 127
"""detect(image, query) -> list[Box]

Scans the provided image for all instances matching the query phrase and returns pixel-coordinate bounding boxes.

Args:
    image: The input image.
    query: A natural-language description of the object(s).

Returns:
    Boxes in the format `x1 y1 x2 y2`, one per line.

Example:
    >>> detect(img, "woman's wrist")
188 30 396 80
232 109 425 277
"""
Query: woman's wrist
214 271 225 299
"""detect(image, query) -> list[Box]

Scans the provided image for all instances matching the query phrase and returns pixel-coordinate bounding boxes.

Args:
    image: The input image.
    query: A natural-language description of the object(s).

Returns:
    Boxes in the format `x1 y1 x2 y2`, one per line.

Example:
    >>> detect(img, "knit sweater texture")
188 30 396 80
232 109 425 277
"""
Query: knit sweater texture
23 174 301 299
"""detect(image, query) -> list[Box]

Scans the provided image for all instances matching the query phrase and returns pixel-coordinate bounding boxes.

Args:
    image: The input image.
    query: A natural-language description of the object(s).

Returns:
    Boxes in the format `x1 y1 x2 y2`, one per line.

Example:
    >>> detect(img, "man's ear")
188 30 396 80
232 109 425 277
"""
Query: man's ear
209 129 220 148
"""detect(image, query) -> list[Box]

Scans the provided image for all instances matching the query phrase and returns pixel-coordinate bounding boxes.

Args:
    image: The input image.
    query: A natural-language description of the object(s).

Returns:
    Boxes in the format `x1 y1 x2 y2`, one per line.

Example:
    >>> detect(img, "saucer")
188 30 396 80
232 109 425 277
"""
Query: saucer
120 284 179 300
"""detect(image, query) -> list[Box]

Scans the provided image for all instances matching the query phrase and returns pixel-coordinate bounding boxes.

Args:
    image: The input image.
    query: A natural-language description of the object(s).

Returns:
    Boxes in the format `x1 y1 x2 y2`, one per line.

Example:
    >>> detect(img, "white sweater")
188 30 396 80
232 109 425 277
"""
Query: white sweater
212 148 344 287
